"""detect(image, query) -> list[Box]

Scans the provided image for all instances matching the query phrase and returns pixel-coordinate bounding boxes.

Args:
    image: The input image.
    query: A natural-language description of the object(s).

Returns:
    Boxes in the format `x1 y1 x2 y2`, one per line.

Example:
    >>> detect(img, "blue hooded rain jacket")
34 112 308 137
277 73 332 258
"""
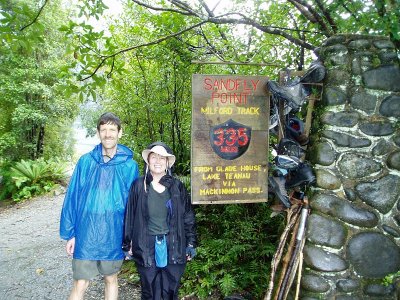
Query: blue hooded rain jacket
60 143 139 260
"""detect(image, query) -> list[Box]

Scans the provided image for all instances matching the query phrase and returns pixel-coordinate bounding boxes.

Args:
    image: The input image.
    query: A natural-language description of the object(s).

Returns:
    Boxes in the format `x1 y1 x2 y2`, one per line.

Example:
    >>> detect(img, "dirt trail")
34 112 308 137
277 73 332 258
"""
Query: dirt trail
0 193 140 300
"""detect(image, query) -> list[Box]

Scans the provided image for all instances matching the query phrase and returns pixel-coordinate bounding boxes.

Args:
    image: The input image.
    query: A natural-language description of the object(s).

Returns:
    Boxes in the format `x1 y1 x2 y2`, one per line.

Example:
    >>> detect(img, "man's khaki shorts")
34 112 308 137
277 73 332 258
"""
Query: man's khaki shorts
72 259 124 280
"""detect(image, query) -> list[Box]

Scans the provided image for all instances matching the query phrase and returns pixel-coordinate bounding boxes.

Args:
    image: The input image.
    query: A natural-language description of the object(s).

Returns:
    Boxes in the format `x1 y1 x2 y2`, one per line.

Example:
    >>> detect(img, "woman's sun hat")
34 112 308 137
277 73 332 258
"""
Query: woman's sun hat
142 145 176 167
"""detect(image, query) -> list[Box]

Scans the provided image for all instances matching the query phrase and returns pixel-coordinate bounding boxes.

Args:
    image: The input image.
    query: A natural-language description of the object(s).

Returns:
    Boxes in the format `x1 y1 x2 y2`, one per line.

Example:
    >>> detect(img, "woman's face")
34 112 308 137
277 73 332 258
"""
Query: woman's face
148 152 168 175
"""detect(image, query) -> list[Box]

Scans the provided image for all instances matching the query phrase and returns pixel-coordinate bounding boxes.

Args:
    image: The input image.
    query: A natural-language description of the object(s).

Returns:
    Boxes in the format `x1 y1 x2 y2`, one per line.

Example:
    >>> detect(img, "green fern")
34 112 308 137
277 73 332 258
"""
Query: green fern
219 273 236 296
11 159 50 187
7 158 68 201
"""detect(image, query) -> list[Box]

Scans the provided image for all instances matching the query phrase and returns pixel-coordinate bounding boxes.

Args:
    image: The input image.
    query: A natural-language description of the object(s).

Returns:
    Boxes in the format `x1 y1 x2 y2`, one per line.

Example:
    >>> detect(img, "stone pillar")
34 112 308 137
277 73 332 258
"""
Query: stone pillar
301 34 400 299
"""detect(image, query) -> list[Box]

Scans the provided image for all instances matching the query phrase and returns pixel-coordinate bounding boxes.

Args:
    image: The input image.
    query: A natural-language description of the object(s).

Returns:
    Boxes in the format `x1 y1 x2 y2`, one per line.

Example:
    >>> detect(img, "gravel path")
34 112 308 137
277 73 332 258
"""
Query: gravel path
0 193 141 300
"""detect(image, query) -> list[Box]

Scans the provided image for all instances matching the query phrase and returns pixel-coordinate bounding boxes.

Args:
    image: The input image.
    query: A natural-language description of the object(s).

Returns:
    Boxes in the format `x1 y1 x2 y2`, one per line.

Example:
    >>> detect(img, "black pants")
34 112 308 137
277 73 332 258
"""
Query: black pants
136 235 186 300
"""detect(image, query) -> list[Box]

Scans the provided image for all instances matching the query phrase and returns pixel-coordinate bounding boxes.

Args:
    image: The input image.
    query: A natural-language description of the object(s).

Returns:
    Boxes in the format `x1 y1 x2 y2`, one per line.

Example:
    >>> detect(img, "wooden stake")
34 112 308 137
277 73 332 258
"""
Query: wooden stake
264 205 301 300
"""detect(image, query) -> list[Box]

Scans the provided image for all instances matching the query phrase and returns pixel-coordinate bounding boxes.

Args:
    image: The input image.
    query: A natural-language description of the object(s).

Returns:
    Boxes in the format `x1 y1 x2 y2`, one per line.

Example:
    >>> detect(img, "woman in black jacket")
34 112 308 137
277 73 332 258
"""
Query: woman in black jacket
123 142 197 300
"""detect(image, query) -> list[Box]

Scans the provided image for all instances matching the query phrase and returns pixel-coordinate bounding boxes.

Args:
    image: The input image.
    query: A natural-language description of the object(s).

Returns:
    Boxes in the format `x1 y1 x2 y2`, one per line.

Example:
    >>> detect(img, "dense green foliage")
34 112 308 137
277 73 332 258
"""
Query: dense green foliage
55 0 400 176
65 0 400 89
100 7 201 173
0 0 78 162
181 203 283 298
2 1 398 167
0 0 78 200
0 158 68 201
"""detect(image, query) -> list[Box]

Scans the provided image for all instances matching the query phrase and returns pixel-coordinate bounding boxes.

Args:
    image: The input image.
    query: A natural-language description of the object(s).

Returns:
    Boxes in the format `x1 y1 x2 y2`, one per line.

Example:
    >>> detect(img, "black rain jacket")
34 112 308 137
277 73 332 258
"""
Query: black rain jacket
123 174 197 267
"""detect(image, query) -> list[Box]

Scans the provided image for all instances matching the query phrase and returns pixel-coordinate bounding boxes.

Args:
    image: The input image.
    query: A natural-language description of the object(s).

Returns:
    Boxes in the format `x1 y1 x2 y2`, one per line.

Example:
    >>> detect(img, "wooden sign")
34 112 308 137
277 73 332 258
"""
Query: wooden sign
191 74 270 204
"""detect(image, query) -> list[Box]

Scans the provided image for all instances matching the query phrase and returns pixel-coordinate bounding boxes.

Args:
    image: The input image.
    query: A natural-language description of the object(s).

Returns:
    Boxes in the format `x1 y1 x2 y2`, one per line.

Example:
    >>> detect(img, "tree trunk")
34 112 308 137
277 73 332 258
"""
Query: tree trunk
36 124 45 158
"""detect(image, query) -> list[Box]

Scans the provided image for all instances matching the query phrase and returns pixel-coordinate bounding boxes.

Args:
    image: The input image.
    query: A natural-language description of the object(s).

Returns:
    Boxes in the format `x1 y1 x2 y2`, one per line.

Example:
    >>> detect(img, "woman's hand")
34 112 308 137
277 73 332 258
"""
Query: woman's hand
185 244 196 261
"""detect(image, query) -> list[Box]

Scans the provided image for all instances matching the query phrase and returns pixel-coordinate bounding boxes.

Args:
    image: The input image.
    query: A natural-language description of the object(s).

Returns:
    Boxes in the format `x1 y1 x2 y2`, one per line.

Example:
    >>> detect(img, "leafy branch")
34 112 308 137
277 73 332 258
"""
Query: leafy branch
81 20 208 80
287 0 336 35
20 0 49 31
81 0 323 80
132 0 321 47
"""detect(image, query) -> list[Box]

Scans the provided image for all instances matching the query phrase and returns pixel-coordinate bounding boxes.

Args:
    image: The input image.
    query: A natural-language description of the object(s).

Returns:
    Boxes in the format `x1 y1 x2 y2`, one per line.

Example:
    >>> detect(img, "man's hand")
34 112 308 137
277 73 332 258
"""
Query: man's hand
66 237 75 256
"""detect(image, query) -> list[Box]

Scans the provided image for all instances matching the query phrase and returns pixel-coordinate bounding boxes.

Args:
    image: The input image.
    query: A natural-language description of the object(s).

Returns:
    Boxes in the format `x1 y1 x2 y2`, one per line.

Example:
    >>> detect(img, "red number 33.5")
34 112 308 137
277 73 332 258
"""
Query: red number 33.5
213 127 249 147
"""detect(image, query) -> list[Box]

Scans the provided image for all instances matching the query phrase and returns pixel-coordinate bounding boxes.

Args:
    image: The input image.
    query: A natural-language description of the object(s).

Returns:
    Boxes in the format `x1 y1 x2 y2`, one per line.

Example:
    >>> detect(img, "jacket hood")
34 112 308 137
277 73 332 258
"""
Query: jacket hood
90 143 134 165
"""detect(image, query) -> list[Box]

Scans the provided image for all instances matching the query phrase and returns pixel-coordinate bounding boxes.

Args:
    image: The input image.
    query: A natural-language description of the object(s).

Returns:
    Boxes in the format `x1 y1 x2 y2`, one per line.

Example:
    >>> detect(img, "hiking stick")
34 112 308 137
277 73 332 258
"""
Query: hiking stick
294 247 304 299
280 234 307 300
276 198 309 300
264 205 301 300
273 207 302 300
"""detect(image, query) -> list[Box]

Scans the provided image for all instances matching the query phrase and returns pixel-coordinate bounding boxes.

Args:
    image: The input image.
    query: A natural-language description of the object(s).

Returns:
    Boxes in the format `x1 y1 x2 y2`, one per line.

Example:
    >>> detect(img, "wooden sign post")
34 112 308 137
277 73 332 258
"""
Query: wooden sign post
191 74 270 204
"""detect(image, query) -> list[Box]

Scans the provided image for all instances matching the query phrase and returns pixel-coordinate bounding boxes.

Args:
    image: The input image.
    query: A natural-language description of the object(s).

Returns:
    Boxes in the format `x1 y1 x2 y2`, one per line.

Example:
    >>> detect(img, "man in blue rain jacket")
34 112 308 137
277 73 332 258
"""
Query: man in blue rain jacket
60 112 139 300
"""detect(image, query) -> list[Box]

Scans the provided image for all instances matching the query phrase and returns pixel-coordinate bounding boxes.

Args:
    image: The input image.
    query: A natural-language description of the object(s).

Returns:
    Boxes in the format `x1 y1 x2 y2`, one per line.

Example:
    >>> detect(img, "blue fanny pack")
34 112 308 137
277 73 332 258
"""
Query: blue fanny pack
155 235 168 268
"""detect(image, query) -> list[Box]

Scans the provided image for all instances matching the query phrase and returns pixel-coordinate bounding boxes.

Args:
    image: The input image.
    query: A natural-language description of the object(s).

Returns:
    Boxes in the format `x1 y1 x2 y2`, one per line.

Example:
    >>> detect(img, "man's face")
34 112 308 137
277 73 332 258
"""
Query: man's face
97 123 122 151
